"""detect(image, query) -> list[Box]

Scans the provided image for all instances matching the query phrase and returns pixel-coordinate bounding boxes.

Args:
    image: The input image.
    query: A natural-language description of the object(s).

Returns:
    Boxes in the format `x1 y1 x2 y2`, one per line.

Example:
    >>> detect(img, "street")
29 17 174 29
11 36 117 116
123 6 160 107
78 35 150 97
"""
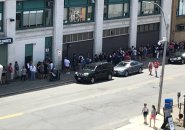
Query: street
0 64 185 130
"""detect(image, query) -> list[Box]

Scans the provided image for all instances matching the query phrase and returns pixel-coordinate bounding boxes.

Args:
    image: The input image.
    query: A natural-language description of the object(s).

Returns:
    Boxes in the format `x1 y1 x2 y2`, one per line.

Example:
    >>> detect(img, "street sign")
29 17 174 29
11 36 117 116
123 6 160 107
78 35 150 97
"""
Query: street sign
168 116 175 130
0 37 13 45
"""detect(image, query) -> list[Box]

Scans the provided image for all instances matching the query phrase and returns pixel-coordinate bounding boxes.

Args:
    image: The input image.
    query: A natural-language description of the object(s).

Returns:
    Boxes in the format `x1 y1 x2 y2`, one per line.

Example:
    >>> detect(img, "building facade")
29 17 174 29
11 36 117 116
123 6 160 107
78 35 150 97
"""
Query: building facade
0 0 172 70
171 0 185 42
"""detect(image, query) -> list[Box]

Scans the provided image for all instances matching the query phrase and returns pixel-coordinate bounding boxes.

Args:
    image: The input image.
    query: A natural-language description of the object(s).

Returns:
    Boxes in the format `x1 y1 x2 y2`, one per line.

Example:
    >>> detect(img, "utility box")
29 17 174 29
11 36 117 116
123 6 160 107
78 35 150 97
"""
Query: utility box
165 98 173 109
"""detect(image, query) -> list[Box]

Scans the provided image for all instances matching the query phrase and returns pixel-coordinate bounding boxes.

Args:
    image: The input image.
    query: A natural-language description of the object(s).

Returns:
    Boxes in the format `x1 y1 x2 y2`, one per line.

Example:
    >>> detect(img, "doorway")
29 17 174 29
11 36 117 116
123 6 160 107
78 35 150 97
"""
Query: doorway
25 44 33 65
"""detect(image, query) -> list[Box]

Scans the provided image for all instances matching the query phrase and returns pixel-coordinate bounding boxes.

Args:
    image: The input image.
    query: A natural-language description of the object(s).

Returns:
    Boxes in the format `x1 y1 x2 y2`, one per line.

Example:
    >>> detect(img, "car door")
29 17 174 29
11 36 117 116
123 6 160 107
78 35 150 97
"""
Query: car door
95 65 104 80
133 61 139 73
129 62 135 74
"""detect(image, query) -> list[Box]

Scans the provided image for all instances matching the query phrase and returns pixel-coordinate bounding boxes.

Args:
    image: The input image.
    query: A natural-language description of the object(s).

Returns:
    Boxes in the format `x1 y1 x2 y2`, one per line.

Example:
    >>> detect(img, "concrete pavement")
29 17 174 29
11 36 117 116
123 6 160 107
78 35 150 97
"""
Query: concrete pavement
116 106 185 130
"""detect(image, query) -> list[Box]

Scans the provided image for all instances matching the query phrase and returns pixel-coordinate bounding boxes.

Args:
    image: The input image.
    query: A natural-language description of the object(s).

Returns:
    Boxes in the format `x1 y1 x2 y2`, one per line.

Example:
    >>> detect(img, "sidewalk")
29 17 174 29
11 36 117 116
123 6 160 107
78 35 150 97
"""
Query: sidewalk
0 57 163 97
116 106 184 130
0 72 75 97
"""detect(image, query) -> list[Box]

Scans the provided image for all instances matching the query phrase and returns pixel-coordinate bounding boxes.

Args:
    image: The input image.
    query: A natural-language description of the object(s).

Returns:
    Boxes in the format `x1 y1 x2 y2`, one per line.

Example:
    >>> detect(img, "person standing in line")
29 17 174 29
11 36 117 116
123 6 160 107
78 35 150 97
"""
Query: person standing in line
149 105 157 128
14 61 19 79
153 61 160 77
148 62 153 75
8 63 13 80
64 57 70 74
21 66 27 81
142 103 149 124
30 64 36 80
25 62 30 79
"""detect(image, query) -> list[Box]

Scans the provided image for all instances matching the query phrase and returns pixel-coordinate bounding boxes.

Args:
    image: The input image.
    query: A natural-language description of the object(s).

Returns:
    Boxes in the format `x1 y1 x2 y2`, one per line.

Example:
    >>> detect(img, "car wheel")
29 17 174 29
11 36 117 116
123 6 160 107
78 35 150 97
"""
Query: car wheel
107 74 112 80
181 59 184 64
124 71 129 77
90 77 95 84
76 79 81 83
138 68 142 73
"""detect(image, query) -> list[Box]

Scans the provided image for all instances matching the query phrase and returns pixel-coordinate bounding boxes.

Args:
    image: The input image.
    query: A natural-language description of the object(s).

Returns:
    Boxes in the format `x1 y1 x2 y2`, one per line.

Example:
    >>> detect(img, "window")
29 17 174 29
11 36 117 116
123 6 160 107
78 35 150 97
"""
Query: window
176 24 185 31
23 10 43 27
0 2 3 32
87 6 93 21
0 13 2 31
103 27 129 38
139 0 161 16
64 0 94 24
104 0 130 20
138 23 160 33
177 0 185 16
69 7 86 23
64 8 68 23
63 32 94 43
108 4 123 18
104 5 108 19
16 0 53 30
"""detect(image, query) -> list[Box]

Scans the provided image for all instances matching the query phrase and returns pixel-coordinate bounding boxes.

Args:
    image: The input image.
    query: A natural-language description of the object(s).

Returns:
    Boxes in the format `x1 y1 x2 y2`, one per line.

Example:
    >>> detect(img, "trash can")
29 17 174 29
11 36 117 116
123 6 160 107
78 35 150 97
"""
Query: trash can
165 98 173 109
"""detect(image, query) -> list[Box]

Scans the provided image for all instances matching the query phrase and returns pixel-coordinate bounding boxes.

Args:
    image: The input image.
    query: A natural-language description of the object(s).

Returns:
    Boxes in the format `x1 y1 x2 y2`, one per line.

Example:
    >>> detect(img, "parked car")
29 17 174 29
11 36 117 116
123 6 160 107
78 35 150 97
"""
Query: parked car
168 51 185 64
74 62 114 84
114 60 143 77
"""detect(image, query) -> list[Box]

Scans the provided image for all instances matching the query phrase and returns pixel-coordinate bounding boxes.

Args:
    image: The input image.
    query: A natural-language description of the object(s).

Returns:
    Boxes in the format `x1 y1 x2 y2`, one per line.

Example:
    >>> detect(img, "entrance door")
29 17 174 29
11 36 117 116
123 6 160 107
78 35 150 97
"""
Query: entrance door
0 45 7 67
45 37 52 60
25 44 33 65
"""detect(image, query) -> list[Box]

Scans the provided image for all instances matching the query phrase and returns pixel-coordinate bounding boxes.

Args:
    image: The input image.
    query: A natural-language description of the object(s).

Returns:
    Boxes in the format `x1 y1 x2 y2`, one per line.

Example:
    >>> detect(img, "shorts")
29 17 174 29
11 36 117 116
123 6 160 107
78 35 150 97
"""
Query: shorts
143 112 148 117
150 114 156 119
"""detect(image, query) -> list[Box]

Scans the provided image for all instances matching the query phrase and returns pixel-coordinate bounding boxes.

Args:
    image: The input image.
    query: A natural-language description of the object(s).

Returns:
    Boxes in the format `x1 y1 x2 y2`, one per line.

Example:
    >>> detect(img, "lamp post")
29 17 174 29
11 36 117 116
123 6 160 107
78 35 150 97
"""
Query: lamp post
143 1 168 114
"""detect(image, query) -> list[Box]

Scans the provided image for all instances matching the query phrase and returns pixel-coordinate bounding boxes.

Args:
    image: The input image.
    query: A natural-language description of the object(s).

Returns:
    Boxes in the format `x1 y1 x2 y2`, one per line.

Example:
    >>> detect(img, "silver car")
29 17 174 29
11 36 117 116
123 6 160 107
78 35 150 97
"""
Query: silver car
114 60 143 77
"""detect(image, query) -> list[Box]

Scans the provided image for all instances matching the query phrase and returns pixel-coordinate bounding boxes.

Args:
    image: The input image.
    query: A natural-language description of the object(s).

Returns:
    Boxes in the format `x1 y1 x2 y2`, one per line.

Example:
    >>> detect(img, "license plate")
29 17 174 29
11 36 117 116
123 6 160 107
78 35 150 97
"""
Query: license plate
78 77 81 80
171 60 174 62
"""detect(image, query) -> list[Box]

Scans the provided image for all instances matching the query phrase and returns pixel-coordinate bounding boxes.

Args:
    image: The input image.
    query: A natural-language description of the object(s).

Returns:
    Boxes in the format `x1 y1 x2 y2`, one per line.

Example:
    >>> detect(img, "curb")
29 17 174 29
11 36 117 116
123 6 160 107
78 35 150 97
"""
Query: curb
0 80 75 98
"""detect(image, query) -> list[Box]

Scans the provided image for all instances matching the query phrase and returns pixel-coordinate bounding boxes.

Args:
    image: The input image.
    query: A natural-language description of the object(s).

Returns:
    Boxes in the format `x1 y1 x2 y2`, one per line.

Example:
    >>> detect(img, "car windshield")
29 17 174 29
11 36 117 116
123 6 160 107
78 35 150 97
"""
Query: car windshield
173 52 184 56
116 62 129 67
83 65 96 70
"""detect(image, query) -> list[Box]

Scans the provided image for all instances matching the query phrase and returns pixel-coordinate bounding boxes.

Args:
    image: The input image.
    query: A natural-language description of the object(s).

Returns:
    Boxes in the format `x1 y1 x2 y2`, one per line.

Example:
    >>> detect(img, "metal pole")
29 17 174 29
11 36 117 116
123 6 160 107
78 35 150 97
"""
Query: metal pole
157 38 167 114
183 95 185 128
143 1 168 114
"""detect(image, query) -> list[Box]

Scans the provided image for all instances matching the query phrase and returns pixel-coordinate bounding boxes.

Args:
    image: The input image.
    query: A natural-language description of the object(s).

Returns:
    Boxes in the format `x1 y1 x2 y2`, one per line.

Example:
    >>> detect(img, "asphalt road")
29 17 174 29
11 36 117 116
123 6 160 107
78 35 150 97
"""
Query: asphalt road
0 64 185 130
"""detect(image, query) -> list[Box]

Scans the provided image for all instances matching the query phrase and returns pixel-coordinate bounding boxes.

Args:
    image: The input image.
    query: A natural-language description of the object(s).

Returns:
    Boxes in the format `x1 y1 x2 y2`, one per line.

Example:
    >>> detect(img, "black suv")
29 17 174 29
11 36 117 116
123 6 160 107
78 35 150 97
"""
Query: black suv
74 62 114 84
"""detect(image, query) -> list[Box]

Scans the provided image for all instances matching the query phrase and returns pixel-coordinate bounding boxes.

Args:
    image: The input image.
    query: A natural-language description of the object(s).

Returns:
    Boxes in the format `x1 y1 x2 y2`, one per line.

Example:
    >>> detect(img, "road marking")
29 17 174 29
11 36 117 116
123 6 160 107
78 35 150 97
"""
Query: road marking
0 113 24 120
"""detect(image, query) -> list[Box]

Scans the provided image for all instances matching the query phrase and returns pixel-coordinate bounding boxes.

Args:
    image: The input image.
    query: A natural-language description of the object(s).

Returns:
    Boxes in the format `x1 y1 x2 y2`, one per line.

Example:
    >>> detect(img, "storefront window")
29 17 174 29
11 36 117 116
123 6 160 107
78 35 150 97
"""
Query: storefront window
138 0 161 16
177 0 185 16
104 0 129 20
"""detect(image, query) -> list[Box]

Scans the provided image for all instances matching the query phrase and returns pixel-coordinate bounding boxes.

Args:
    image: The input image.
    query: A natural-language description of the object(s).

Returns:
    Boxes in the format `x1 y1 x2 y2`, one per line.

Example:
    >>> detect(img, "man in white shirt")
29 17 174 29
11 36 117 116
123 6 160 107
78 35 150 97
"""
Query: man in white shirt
64 57 70 74
30 64 36 80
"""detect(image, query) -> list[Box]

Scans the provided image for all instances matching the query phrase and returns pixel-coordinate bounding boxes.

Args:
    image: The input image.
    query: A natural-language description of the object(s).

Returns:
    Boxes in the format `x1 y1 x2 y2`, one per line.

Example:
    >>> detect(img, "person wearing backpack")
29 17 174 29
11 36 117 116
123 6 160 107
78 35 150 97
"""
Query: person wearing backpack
142 103 149 124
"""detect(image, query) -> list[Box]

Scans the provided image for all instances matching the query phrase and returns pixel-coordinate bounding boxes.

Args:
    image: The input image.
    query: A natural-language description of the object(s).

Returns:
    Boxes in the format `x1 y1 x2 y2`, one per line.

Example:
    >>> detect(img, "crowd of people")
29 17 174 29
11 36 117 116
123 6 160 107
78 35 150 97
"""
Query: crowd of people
0 59 55 85
1 41 185 85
